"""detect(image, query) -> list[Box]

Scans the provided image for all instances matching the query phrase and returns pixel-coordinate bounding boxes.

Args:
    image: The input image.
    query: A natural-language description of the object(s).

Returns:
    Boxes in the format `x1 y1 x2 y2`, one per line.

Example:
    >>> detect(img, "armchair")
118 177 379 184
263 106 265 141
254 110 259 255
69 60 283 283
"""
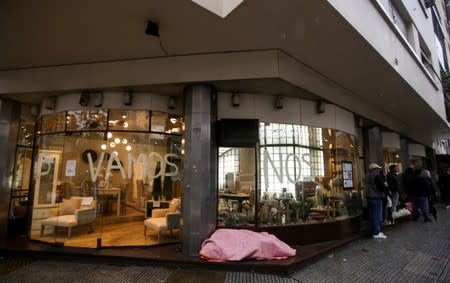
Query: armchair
40 196 97 238
144 212 181 241
144 198 181 241
150 198 181 218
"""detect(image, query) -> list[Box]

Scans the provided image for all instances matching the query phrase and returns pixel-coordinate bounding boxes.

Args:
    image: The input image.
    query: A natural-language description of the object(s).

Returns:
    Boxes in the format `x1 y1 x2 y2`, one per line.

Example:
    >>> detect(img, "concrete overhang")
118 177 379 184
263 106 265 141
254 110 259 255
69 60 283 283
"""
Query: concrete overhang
0 0 448 145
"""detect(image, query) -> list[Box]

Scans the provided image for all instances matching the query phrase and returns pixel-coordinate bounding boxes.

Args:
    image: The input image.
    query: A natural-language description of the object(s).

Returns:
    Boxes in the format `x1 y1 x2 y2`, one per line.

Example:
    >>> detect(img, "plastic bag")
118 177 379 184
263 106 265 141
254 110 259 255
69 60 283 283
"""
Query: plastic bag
386 196 392 208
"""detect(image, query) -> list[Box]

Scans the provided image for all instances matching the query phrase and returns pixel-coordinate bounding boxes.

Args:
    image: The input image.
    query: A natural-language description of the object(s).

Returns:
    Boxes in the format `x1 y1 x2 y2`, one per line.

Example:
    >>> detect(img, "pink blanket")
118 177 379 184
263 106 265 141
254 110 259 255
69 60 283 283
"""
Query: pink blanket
199 229 296 262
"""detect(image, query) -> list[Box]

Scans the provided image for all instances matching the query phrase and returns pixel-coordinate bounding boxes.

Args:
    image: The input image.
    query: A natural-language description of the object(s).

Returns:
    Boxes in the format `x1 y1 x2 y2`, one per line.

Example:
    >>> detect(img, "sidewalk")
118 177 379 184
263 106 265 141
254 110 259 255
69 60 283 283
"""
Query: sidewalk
0 205 449 282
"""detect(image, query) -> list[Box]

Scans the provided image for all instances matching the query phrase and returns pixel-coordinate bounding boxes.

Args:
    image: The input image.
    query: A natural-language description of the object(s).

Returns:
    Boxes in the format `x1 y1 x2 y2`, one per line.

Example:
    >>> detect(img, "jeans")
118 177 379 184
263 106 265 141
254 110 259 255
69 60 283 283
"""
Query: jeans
391 191 399 212
382 197 387 222
367 198 383 236
413 197 431 221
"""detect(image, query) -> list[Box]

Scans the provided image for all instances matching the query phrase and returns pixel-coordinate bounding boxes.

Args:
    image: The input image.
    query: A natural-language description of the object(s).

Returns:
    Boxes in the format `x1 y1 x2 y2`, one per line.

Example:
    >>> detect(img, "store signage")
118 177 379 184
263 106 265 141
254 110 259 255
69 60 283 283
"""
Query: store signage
86 152 179 182
65 160 77 177
263 149 311 187
342 161 353 189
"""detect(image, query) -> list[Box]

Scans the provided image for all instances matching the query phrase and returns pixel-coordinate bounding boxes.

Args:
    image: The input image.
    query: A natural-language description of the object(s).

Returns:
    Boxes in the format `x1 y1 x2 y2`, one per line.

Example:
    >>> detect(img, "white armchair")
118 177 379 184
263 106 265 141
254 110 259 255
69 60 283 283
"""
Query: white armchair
40 196 97 238
150 198 181 218
144 212 181 241
144 198 181 241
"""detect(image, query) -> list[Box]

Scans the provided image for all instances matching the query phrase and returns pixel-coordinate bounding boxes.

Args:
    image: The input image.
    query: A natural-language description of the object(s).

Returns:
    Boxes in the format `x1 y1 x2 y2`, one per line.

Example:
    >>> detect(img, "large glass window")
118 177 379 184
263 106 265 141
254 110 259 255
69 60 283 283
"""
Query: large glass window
218 147 256 227
217 122 362 228
30 110 184 248
259 123 362 227
384 148 402 173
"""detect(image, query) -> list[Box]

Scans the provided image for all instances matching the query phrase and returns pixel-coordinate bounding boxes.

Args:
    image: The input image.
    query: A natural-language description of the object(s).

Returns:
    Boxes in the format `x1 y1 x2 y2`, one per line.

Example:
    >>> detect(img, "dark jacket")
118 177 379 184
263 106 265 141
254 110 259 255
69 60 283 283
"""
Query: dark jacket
410 174 429 197
387 172 400 192
364 170 385 199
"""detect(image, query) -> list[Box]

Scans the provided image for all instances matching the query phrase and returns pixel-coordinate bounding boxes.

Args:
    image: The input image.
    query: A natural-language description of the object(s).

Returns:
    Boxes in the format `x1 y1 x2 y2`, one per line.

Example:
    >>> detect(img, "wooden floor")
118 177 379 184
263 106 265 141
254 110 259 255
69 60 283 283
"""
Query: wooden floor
34 205 180 248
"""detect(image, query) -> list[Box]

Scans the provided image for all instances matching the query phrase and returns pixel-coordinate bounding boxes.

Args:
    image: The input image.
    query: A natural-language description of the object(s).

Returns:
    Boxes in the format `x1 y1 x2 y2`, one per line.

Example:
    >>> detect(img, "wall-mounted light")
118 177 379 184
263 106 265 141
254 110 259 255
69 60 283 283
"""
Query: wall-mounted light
357 117 364 128
44 96 56 110
123 90 133 106
275 95 283 109
92 92 103 107
316 100 325 114
79 92 90 106
145 21 160 37
168 96 176 110
30 104 40 116
232 93 240 107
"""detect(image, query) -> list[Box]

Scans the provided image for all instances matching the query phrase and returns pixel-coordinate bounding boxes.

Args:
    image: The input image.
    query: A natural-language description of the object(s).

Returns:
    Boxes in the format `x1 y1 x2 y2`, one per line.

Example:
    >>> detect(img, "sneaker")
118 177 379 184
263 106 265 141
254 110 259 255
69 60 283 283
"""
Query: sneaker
446 205 450 209
373 233 387 239
379 232 386 236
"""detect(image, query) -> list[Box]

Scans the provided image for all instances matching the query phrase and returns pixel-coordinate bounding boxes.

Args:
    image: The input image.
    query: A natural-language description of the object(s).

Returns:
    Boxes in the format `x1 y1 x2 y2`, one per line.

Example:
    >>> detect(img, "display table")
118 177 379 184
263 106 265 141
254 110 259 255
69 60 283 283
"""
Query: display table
218 192 250 201
218 193 250 212
98 188 121 216
310 200 341 217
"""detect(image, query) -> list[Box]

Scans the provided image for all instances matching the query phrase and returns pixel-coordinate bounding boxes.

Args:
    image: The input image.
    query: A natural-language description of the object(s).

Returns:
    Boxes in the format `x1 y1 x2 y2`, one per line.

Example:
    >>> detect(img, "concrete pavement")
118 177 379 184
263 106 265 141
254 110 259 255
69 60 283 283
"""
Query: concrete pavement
0 204 449 282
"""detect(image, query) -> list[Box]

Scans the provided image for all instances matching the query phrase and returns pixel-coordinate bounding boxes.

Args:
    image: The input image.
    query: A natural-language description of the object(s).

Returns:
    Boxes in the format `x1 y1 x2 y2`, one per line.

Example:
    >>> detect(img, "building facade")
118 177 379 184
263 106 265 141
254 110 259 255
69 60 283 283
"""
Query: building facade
1 0 449 257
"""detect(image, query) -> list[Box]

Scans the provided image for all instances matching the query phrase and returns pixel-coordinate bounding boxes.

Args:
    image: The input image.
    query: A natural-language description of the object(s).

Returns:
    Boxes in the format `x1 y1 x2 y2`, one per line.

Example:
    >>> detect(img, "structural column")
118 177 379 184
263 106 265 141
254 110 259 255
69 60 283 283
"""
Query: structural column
400 138 410 172
0 100 20 238
363 126 384 169
182 85 217 256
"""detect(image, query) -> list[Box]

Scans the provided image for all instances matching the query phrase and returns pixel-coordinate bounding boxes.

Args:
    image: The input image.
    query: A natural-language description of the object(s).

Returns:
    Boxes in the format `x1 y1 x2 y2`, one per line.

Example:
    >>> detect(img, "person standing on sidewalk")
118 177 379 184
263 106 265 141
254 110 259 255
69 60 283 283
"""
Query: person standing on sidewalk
438 167 450 208
364 163 387 239
378 169 391 225
411 169 432 222
422 170 437 221
387 164 400 221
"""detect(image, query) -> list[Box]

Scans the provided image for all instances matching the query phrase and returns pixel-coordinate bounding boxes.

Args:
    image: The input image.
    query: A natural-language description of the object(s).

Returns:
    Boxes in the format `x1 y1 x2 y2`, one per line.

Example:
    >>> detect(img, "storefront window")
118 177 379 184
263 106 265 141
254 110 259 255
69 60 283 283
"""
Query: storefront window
66 109 108 131
108 109 149 131
29 110 184 248
9 121 36 236
259 123 362 226
383 148 402 173
217 122 363 228
218 147 256 227
38 112 66 134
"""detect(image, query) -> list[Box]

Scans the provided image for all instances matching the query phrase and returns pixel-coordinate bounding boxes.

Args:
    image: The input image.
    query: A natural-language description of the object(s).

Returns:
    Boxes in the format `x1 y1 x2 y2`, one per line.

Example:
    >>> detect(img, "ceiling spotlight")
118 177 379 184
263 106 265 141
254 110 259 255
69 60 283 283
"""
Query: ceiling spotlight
145 21 160 37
